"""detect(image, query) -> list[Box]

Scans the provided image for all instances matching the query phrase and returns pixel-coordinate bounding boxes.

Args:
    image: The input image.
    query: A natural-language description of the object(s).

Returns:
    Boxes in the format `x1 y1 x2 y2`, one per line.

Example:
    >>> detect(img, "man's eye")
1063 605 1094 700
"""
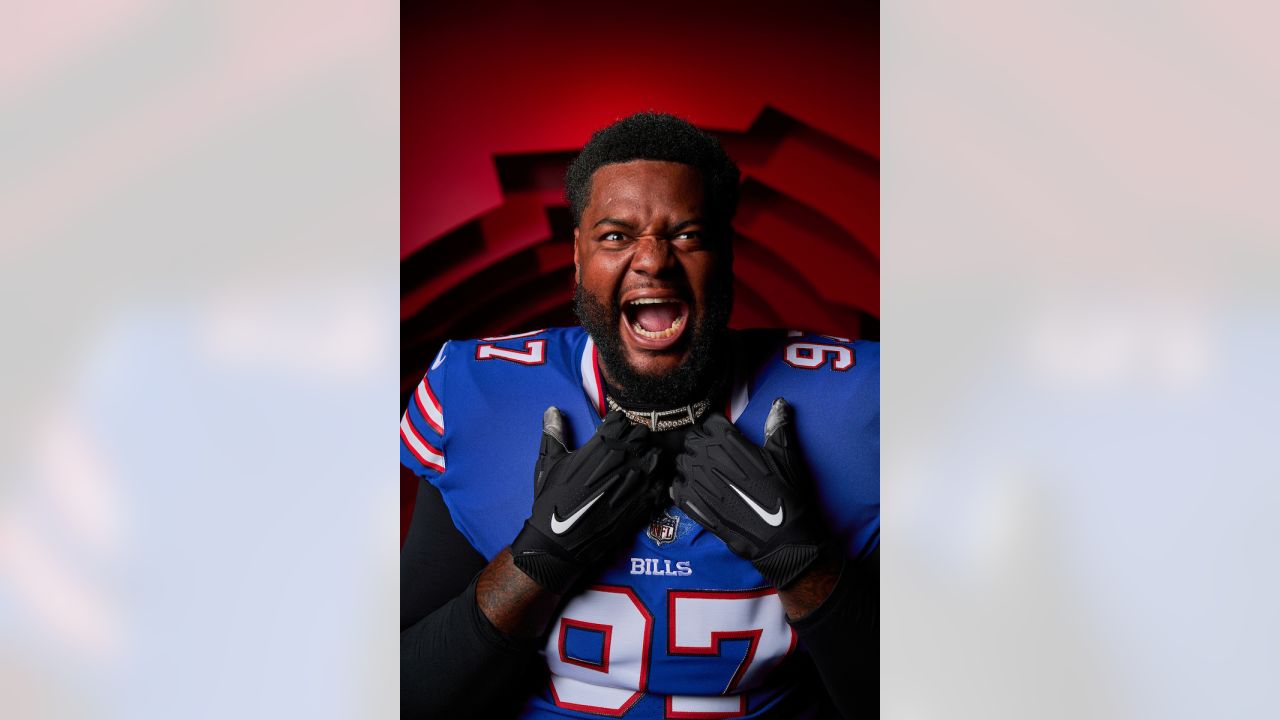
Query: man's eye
674 231 701 241
602 231 626 241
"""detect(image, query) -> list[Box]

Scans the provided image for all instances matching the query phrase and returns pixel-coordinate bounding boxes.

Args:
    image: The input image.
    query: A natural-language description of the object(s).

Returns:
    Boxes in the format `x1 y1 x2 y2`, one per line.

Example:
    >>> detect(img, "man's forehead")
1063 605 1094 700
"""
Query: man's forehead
584 160 705 215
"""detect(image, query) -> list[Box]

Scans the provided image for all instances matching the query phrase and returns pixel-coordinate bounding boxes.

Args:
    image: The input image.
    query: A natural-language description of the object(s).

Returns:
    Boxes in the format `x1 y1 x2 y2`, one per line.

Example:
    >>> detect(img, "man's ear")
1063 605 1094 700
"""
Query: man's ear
572 227 581 281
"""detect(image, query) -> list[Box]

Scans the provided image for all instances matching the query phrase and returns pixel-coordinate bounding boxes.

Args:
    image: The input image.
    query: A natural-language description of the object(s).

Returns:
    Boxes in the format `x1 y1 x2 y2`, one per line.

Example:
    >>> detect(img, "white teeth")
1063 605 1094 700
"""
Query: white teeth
626 298 686 340
632 315 684 339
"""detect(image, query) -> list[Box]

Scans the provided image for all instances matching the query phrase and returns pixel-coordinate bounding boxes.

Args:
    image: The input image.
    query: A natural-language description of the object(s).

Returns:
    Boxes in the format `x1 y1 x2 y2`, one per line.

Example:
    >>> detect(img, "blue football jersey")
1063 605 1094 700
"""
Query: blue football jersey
401 327 879 718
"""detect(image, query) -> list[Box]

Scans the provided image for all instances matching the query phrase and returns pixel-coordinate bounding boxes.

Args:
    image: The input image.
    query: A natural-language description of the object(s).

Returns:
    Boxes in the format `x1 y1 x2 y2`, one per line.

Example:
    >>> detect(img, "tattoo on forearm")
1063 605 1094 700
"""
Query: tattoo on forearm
778 554 840 621
477 548 561 638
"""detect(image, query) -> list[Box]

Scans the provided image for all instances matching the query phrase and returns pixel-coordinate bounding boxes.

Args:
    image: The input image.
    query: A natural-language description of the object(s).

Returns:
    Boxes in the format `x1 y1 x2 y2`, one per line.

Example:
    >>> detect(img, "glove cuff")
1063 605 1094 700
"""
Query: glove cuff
752 543 822 589
510 522 581 594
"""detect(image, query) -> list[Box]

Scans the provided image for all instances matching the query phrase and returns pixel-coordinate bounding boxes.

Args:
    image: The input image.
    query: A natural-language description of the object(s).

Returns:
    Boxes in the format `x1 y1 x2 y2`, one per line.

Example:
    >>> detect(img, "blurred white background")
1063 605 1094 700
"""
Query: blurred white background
2 0 1278 718
884 1 1280 717
1 1 398 718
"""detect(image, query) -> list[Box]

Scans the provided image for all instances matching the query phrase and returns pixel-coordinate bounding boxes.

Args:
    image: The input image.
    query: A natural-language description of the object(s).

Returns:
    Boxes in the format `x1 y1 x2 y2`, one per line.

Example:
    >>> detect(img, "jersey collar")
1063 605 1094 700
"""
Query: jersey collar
579 335 606 419
578 330 751 424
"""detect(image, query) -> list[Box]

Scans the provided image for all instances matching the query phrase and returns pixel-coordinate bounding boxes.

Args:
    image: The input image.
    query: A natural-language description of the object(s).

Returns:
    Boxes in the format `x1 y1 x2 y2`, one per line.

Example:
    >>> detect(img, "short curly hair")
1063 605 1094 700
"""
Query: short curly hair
565 112 741 235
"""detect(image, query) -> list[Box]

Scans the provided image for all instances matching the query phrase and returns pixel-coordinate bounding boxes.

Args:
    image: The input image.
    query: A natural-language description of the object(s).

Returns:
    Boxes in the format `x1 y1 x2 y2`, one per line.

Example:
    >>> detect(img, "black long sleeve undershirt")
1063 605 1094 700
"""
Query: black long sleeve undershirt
400 475 486 630
401 478 544 718
789 545 880 719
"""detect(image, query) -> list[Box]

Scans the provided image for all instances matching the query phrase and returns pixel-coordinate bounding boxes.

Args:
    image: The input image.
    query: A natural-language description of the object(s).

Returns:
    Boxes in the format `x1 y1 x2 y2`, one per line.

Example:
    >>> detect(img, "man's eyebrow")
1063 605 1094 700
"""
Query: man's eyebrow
670 218 704 232
593 217 636 229
591 217 705 231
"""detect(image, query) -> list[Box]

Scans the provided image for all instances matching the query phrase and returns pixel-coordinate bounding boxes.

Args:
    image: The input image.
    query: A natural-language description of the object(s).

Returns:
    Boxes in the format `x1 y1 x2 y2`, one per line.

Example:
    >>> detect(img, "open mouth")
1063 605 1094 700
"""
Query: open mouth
621 297 690 349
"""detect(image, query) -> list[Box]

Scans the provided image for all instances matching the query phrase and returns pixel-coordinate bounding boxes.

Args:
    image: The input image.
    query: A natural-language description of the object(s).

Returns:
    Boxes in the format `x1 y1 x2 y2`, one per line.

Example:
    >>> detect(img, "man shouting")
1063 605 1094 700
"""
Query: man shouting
401 112 878 718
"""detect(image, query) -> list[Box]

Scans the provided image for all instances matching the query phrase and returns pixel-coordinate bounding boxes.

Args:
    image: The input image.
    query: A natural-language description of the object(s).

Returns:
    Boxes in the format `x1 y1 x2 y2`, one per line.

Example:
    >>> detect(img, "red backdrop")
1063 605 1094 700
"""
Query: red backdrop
403 2 879 540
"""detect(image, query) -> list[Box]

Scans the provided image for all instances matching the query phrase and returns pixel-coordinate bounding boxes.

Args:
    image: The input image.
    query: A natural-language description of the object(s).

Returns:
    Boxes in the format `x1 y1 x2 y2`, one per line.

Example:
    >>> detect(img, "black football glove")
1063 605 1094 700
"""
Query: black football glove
511 408 664 594
671 398 829 589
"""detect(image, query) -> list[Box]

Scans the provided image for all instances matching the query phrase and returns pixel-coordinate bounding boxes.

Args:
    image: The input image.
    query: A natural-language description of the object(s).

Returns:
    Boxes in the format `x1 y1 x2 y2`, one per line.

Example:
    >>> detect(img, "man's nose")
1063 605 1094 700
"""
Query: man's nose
629 235 676 276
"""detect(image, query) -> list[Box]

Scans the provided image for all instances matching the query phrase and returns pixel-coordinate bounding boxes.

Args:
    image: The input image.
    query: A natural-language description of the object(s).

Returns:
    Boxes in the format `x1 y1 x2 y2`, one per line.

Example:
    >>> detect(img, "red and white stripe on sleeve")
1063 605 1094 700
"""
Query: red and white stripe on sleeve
400 357 446 476
400 411 445 473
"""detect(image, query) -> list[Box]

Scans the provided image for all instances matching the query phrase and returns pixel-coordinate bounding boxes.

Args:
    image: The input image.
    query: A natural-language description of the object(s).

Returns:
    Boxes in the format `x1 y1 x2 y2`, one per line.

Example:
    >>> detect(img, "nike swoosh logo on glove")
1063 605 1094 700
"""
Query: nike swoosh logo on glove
728 483 783 527
550 492 605 534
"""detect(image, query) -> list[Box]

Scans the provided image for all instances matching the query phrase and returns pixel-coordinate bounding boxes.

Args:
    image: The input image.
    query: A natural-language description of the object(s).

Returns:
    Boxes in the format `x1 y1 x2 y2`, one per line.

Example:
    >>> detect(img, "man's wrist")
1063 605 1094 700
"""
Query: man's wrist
476 548 564 639
776 548 842 621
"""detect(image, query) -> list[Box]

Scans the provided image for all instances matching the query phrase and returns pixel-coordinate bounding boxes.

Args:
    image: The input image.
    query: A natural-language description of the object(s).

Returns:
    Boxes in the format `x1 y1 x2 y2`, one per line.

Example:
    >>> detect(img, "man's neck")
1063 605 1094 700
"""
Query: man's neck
598 360 729 414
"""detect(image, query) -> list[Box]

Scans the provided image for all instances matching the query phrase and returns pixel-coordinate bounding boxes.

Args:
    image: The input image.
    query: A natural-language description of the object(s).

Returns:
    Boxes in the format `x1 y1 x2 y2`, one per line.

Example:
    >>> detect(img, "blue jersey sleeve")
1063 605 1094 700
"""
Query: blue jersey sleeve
400 341 449 479
739 332 879 559
410 328 596 559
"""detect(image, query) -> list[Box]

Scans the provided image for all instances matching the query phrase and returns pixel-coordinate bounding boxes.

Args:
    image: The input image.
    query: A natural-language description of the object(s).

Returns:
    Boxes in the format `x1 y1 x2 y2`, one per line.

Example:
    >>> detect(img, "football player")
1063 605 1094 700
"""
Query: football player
401 112 878 718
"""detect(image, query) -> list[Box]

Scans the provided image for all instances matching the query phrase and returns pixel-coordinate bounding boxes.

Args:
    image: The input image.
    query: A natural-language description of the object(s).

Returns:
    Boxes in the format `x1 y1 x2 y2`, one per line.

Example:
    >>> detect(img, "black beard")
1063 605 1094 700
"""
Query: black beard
573 276 733 407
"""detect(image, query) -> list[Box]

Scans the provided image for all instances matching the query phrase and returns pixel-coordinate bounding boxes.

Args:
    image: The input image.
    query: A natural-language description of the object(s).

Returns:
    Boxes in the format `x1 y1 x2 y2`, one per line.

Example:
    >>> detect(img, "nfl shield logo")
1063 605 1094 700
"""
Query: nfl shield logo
647 512 679 545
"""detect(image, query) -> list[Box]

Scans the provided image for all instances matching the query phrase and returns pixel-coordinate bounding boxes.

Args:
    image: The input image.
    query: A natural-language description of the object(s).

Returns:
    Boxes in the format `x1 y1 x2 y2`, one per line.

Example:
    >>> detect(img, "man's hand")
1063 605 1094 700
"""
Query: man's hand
671 398 829 590
511 408 664 594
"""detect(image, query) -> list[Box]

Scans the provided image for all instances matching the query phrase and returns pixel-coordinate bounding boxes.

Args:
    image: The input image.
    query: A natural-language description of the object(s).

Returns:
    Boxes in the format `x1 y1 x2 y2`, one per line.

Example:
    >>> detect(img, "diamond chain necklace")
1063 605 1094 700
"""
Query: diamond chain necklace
605 395 712 431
